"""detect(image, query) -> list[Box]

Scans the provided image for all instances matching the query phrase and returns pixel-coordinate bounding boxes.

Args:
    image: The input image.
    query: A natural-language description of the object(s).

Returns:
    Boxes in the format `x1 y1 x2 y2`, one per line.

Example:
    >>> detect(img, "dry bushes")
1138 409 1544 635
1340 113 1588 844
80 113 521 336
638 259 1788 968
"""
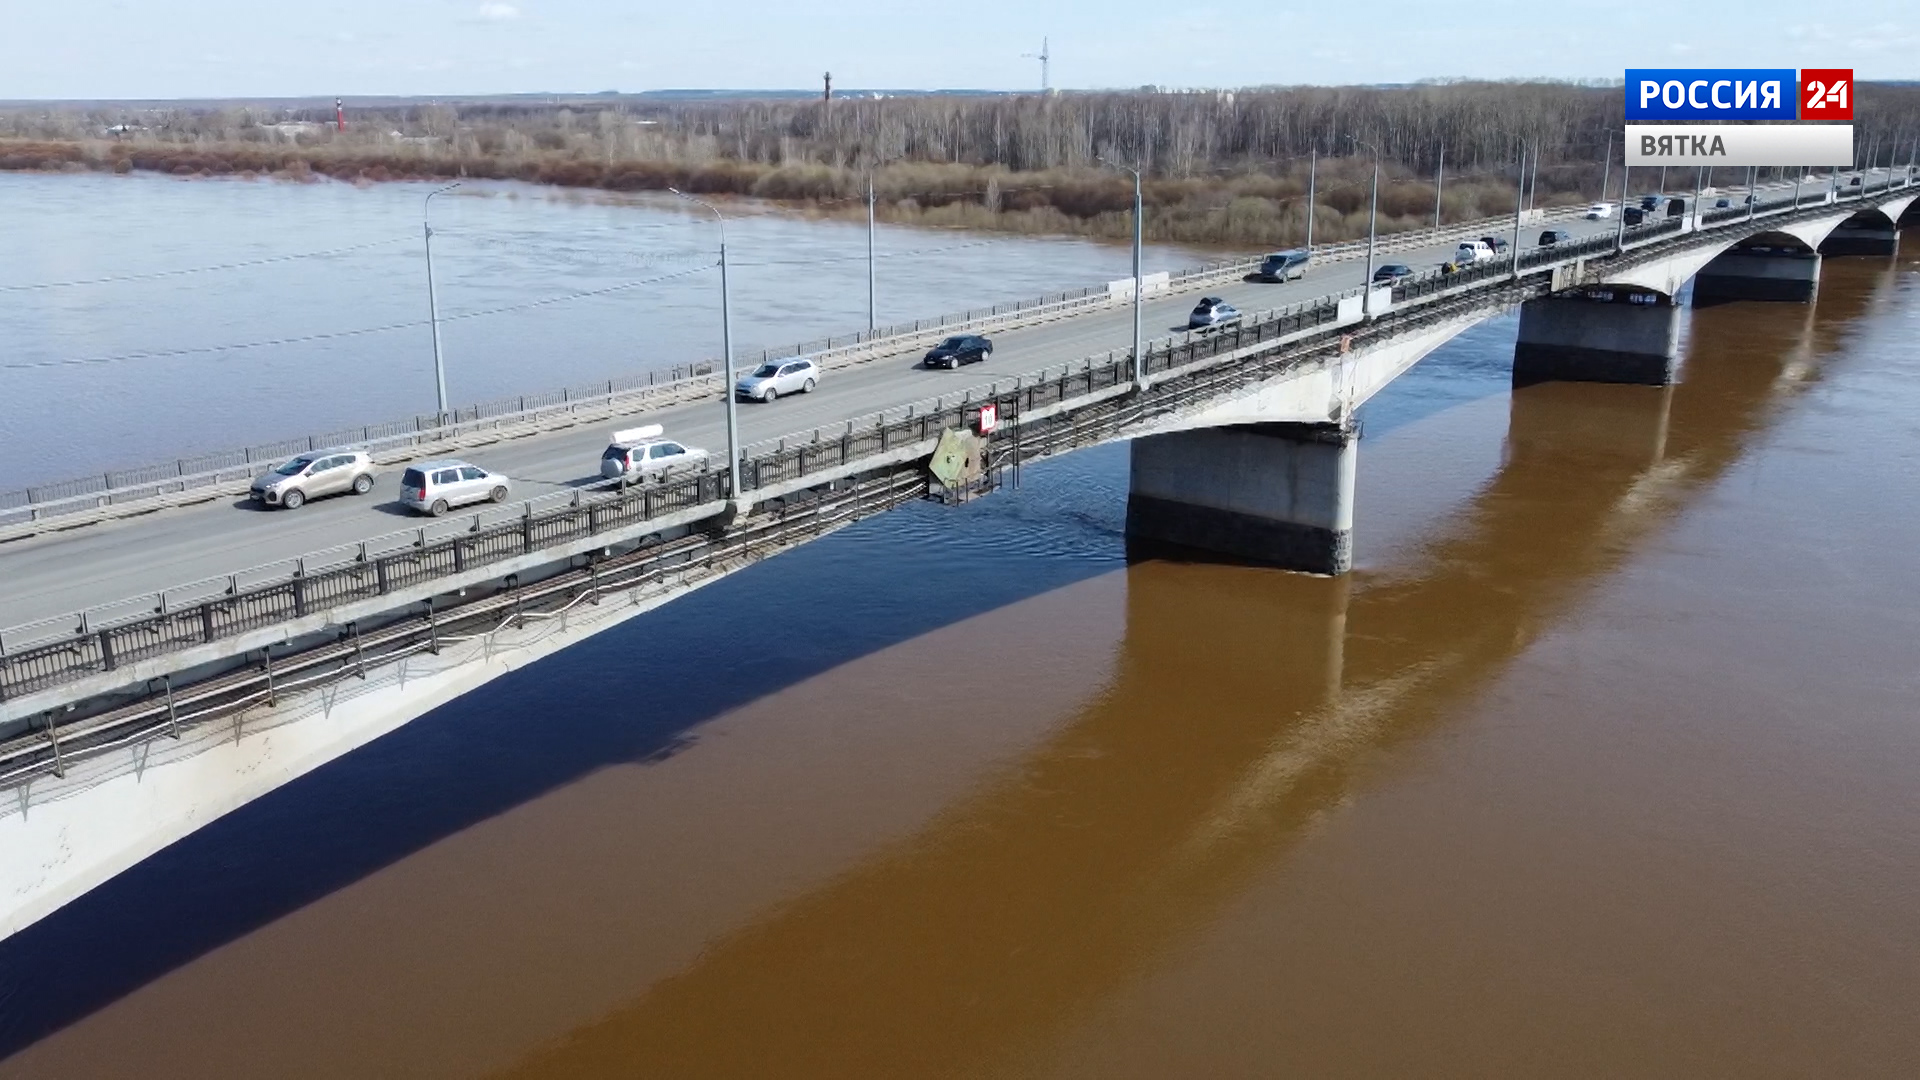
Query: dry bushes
9 80 1915 247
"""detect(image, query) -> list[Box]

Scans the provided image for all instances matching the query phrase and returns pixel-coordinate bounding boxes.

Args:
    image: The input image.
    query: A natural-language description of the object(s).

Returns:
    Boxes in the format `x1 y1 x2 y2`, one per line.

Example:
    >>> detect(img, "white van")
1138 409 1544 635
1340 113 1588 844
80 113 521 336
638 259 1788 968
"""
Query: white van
1455 240 1495 264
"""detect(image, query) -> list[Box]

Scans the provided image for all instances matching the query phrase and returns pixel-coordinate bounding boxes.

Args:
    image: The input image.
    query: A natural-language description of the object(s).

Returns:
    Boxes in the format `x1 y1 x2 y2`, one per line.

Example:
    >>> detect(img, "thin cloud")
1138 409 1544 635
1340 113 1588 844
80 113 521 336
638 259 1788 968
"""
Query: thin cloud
476 3 520 20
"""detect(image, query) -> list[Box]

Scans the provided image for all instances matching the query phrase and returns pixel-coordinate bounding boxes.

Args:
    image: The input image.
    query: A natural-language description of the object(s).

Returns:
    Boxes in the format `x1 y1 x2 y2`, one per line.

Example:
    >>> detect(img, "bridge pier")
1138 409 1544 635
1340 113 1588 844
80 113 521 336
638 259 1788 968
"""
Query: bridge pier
1694 249 1821 305
1512 293 1681 388
1126 422 1356 576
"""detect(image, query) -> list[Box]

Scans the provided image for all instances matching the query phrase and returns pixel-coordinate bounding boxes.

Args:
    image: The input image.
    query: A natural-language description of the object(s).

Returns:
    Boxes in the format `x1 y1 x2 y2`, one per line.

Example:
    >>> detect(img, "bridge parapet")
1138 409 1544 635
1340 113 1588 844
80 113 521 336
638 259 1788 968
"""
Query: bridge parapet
6 170 1915 781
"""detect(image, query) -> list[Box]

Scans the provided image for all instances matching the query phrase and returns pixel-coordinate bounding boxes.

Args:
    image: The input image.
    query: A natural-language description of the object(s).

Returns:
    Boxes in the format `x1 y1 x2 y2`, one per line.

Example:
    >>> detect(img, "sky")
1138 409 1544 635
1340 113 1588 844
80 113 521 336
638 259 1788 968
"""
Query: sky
3 0 1917 100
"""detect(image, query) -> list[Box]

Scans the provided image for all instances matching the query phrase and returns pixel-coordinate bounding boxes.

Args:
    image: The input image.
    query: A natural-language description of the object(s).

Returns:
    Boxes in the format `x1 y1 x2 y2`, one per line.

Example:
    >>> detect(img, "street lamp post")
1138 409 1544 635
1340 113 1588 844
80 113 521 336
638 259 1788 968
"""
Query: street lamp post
1348 136 1381 315
423 181 461 419
1747 165 1757 220
1509 139 1527 279
1098 156 1146 391
1433 142 1445 232
1599 132 1612 214
1304 149 1318 250
866 175 877 332
1614 162 1631 251
669 188 742 503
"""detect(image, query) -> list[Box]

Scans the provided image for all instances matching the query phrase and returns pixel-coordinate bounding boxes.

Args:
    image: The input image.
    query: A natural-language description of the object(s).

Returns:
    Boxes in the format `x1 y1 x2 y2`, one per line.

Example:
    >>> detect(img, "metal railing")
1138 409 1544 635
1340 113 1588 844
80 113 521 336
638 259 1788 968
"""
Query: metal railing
0 467 934 787
0 204 1593 531
3 173 1910 705
0 274 1512 708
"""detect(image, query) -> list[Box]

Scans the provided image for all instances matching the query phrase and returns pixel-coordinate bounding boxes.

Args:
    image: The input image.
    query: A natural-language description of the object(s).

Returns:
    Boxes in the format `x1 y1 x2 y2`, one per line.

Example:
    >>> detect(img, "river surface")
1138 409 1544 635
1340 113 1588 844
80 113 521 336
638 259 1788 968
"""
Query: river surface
2 177 1919 1076
0 171 1217 491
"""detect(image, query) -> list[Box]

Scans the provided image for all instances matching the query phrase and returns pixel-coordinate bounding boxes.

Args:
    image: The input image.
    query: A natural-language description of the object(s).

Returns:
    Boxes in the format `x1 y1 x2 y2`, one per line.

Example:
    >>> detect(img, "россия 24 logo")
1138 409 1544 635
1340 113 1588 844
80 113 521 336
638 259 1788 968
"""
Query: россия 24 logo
1799 69 1853 119
1624 69 1854 121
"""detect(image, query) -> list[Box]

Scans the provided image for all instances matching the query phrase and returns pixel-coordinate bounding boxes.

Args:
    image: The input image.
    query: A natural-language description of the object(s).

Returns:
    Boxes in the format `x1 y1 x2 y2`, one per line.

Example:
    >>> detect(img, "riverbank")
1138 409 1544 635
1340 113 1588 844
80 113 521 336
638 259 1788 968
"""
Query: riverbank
0 136 1550 248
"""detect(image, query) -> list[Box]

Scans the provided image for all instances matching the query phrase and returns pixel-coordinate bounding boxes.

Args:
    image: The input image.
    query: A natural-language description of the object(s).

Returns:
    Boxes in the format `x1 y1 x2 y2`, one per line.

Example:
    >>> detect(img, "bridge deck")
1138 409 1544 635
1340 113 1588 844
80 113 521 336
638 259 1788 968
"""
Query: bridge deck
0 171 1910 725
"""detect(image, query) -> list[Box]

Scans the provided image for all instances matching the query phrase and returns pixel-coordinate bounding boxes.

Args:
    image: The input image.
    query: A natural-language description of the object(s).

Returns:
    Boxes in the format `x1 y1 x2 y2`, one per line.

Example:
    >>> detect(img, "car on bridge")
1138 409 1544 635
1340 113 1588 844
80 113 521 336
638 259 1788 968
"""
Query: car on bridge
1479 236 1510 255
600 425 709 485
734 356 820 403
1255 248 1312 282
248 450 375 510
1455 240 1495 264
1187 297 1242 332
1585 203 1614 219
1538 228 1574 246
1371 263 1415 283
923 334 993 369
400 460 511 516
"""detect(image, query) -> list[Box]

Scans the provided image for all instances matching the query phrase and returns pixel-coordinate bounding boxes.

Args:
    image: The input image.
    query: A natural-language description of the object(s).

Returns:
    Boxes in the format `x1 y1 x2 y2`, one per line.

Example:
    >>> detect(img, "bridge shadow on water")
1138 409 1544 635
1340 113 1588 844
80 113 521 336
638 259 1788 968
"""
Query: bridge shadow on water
490 259 1901 1077
0 254 1901 1065
0 458 1133 1058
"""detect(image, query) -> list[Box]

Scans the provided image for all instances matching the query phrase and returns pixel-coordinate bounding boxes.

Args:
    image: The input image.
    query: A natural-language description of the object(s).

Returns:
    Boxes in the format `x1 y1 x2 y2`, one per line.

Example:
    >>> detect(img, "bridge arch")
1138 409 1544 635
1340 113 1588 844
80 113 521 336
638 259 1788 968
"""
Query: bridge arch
1601 194 1911 296
1820 203 1909 256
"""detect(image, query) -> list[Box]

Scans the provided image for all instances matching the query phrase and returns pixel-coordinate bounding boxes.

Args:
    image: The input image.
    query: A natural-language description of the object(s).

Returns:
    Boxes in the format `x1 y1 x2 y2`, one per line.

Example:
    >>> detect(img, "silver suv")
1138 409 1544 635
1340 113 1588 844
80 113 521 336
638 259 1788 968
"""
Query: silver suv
399 460 511 516
735 357 820 403
600 425 709 484
250 450 375 510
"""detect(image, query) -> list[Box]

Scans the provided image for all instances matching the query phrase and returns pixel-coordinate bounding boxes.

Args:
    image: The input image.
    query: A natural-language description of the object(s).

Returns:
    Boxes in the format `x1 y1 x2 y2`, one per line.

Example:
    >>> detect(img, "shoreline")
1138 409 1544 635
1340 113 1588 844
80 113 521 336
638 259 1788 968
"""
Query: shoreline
0 136 1560 250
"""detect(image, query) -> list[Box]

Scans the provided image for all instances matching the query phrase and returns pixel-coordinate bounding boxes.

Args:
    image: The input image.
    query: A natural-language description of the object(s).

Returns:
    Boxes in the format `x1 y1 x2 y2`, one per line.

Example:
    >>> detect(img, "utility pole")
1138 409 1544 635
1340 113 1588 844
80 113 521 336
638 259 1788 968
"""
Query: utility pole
1433 143 1445 231
866 175 877 331
423 181 461 418
335 97 345 133
670 189 742 504
1304 149 1317 250
1747 165 1756 220
1527 144 1539 211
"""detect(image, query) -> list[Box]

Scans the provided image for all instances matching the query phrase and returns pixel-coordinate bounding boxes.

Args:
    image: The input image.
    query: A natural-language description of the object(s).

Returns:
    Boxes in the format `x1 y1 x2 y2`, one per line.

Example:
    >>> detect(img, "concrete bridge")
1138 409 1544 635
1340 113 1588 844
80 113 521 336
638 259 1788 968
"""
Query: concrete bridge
0 166 1911 938
0 259 1872 1062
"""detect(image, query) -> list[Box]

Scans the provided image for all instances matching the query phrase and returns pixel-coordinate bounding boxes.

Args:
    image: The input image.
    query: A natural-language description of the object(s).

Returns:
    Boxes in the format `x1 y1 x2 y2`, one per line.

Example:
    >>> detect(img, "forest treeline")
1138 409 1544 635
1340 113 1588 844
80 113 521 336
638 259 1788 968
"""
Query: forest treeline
5 83 1916 248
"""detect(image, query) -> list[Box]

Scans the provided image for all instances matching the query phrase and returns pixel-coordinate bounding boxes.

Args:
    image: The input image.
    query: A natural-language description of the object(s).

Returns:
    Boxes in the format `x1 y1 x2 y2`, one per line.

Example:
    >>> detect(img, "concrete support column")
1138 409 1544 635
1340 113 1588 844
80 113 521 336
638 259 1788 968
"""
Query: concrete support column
1513 292 1681 388
1126 422 1357 575
1694 250 1821 305
1820 221 1898 256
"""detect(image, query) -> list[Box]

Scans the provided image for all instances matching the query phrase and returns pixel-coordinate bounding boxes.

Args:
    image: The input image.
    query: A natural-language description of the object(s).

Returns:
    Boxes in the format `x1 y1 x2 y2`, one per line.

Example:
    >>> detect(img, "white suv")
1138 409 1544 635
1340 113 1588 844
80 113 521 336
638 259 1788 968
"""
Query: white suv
600 425 710 485
1454 240 1494 264
734 357 820 403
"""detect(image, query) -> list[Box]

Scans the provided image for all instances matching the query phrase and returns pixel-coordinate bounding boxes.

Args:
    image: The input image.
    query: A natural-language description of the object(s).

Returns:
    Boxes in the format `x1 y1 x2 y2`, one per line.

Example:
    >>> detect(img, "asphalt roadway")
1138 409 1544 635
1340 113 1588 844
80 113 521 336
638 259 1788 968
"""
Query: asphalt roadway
0 188 1839 629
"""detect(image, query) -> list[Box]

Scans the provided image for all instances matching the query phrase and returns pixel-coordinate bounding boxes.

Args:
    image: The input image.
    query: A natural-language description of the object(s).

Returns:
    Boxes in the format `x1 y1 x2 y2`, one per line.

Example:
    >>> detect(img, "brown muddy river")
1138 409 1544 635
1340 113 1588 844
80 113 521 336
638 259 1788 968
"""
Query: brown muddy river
2 241 1918 1077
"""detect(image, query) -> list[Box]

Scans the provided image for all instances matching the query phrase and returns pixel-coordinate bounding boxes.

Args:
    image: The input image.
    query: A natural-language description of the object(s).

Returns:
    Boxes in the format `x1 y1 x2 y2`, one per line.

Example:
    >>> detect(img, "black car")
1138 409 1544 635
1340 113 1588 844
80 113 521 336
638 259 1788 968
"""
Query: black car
1623 206 1647 225
1480 236 1510 254
1714 197 1732 209
1372 263 1415 283
1640 194 1664 211
923 334 993 370
1538 229 1573 245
